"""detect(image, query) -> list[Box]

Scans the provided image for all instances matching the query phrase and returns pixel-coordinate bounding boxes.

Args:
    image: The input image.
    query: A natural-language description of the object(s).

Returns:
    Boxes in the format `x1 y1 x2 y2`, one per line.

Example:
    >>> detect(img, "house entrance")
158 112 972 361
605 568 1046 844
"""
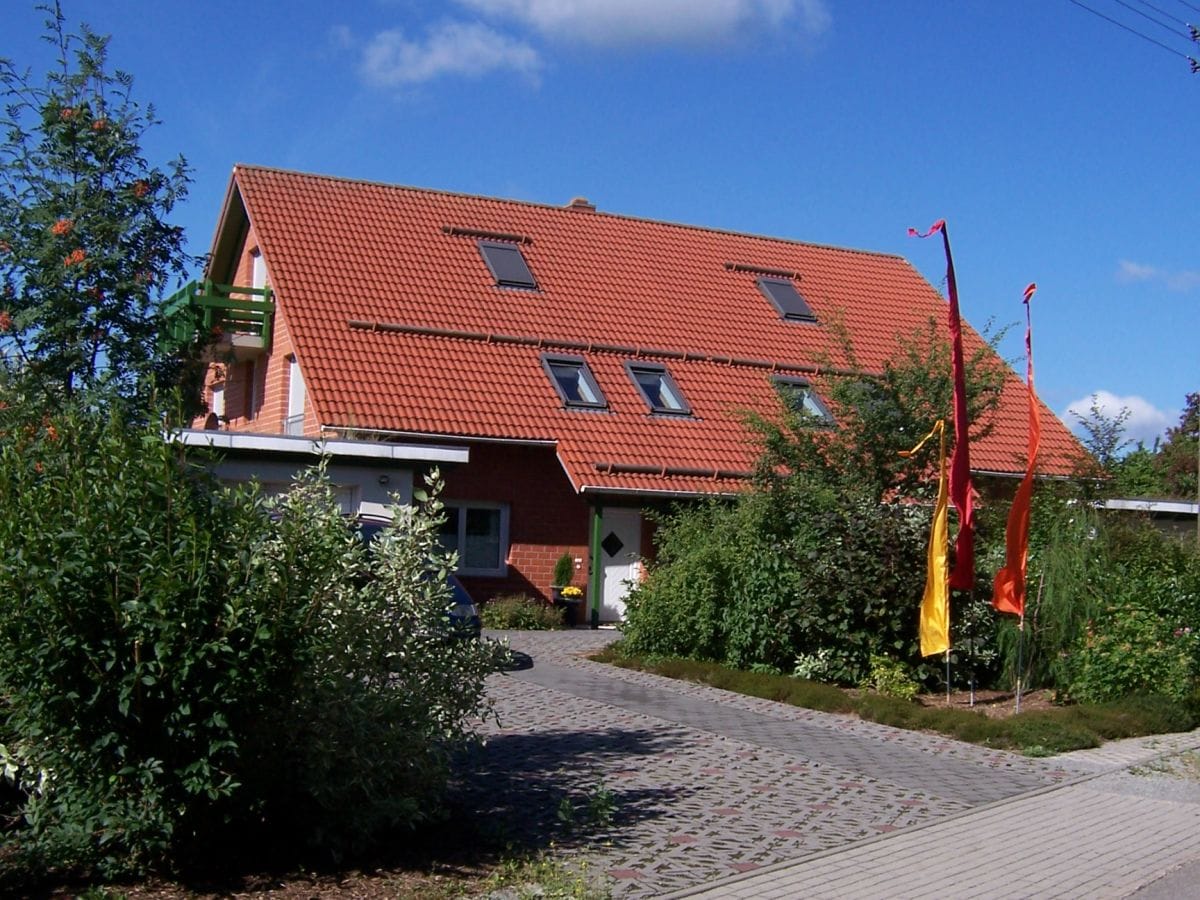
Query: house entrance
599 508 641 622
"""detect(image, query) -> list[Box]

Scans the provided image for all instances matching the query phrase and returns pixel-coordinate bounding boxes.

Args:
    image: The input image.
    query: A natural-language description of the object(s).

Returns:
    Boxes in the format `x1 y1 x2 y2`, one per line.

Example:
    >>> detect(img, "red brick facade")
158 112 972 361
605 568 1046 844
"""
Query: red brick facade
197 224 318 436
443 442 591 604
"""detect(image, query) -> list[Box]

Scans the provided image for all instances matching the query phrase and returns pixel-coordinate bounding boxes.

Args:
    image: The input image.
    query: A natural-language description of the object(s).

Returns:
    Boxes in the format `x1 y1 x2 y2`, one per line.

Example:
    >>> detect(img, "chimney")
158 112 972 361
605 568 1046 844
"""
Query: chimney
567 196 596 213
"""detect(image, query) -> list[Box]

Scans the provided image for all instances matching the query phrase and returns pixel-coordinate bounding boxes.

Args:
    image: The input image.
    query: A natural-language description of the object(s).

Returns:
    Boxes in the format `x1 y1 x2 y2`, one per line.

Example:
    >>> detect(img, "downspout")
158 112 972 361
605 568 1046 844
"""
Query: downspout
589 503 603 629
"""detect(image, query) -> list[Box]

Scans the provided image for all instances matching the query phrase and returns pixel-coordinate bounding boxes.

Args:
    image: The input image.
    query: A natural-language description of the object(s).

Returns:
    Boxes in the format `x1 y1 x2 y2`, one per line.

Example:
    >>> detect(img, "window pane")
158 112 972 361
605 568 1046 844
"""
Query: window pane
758 277 816 321
633 369 683 411
478 242 537 289
550 362 595 404
463 508 501 570
438 508 460 556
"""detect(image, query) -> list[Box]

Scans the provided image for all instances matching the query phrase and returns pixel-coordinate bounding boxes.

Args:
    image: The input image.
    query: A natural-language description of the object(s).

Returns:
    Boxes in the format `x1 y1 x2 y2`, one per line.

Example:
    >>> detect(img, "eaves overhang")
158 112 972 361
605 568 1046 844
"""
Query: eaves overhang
172 429 469 465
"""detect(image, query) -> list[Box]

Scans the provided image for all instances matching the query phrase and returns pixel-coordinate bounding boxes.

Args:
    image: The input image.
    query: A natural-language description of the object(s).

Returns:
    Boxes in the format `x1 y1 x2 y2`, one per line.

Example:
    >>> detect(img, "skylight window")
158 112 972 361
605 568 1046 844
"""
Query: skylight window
478 240 537 290
543 355 607 409
773 376 834 425
627 363 690 415
758 277 816 322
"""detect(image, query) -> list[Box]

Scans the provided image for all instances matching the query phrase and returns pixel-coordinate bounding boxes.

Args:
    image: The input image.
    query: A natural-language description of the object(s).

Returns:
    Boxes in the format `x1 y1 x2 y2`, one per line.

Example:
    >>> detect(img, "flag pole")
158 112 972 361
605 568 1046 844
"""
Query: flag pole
1015 616 1024 714
945 648 951 705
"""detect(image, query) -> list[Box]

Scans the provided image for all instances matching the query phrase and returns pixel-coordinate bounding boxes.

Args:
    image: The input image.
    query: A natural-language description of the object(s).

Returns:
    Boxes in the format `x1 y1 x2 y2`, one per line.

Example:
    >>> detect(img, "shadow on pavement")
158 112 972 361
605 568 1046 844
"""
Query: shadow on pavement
451 725 695 853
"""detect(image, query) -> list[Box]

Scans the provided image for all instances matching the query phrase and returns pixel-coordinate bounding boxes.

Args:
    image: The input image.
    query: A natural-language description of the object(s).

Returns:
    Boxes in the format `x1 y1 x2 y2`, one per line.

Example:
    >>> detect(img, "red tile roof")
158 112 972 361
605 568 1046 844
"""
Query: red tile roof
227 165 1082 494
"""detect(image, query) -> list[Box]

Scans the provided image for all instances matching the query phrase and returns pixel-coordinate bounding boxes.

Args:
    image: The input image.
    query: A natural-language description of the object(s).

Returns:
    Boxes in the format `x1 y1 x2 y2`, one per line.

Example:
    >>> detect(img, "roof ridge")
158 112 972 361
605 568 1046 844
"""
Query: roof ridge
231 163 907 261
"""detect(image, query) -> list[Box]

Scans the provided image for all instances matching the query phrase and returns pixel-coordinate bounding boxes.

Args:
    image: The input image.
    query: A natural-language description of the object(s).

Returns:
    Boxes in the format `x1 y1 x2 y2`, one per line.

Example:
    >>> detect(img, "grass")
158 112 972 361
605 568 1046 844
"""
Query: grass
594 642 1199 756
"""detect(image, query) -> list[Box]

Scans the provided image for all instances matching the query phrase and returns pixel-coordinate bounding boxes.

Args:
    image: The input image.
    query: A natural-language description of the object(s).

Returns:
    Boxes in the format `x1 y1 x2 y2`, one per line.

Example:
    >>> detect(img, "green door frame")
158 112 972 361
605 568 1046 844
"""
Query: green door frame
589 502 603 629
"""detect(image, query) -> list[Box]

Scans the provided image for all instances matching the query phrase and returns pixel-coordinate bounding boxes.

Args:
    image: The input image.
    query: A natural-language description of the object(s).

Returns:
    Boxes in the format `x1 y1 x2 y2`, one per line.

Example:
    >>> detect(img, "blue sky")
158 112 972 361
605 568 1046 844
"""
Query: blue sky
8 1 1198 444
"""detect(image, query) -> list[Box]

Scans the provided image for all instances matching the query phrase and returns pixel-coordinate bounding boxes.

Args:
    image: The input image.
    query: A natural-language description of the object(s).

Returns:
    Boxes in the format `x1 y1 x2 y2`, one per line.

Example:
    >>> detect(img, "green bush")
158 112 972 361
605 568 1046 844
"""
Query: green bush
1062 607 1195 704
0 399 499 879
861 655 920 701
623 483 928 682
481 594 564 630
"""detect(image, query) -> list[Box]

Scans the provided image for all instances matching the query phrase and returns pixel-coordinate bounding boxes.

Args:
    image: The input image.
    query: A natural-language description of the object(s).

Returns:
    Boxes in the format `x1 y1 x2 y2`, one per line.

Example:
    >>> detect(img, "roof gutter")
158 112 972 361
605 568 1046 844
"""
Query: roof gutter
580 485 743 500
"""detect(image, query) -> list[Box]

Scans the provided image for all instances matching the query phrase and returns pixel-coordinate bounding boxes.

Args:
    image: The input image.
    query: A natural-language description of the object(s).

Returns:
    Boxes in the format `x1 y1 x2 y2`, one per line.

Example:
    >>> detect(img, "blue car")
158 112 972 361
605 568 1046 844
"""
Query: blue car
353 516 481 640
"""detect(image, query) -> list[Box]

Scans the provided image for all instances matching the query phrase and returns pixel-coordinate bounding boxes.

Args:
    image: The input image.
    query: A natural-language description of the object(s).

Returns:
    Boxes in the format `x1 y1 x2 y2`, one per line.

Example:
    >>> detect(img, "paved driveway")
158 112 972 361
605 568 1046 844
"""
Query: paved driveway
451 630 1200 898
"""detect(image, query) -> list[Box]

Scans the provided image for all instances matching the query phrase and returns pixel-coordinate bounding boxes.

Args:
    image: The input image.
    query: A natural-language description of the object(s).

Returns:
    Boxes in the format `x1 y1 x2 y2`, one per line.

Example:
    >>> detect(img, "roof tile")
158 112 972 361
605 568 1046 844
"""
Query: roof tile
230 165 1082 492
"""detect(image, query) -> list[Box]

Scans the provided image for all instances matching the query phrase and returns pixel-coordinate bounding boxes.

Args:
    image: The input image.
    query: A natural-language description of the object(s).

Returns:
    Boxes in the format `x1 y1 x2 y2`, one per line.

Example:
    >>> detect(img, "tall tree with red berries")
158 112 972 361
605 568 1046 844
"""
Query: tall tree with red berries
0 2 193 406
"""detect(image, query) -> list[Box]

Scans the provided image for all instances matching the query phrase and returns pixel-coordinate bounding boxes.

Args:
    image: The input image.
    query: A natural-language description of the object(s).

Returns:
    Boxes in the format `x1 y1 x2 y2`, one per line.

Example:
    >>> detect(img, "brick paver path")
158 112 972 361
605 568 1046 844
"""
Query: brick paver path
453 630 1193 898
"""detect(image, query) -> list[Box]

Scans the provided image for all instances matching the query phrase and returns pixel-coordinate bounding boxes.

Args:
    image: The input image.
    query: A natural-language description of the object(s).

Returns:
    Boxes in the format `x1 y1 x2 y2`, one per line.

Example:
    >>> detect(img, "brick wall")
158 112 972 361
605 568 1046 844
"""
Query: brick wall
194 224 318 435
443 442 592 604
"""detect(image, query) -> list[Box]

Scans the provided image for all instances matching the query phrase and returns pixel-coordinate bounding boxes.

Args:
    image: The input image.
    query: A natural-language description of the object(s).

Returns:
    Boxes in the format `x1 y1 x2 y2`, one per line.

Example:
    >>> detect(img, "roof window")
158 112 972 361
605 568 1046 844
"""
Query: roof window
627 362 690 415
758 277 816 323
478 240 537 290
543 355 607 409
773 376 834 425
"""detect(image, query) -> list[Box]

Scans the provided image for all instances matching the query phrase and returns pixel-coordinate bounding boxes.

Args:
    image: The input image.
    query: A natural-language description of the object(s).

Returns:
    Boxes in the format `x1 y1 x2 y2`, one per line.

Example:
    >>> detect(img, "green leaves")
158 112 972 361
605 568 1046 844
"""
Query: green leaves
0 399 498 878
0 4 194 407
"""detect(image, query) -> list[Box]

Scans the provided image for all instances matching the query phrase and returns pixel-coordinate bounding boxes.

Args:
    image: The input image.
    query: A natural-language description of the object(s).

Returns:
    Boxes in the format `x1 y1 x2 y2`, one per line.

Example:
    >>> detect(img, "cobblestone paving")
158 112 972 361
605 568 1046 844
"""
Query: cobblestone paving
456 631 1097 898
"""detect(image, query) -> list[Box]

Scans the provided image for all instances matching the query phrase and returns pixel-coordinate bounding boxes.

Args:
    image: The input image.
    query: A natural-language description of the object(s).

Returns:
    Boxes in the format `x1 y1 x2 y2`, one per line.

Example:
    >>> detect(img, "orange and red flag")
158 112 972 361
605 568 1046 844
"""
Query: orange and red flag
992 284 1040 617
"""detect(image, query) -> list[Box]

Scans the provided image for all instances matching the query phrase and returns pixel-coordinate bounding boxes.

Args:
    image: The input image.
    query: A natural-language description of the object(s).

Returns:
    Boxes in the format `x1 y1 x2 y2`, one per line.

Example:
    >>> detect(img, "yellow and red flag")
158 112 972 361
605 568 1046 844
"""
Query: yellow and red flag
902 419 950 656
992 284 1041 617
909 220 975 592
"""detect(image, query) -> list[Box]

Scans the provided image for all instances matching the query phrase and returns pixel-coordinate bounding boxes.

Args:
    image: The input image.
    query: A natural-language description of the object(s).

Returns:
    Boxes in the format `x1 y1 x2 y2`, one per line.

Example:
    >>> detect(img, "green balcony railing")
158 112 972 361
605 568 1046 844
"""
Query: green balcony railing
162 279 275 353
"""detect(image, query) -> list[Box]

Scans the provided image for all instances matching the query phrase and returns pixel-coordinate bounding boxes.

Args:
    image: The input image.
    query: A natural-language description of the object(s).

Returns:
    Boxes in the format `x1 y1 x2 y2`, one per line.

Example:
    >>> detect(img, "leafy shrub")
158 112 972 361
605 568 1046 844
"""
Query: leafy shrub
861 655 920 701
481 594 564 630
623 483 928 682
1062 607 1195 704
0 399 499 878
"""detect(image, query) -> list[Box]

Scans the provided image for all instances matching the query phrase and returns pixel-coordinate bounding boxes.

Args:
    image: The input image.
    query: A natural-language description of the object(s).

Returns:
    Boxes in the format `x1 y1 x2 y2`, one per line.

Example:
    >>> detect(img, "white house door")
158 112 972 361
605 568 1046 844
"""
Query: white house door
599 508 642 623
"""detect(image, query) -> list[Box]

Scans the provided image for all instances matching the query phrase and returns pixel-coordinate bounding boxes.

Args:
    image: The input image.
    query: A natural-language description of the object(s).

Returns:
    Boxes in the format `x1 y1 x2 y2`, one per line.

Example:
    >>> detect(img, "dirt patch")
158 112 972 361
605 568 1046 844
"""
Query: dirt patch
917 688 1058 718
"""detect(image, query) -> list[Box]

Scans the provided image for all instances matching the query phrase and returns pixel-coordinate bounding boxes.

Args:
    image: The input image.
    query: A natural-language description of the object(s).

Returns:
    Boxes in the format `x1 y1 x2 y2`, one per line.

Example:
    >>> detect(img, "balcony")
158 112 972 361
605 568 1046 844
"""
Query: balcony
162 279 275 361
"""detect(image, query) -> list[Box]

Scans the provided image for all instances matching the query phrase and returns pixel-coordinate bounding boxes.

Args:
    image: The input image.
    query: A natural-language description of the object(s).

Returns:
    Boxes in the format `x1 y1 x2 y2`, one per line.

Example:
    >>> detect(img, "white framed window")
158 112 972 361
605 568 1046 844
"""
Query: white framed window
286 356 306 435
251 248 267 291
439 502 509 576
211 384 225 420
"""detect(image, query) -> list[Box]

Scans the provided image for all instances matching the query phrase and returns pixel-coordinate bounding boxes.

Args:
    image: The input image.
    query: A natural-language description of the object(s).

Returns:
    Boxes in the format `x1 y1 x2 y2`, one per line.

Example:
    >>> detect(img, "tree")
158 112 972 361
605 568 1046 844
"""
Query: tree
0 2 193 406
1071 395 1131 475
1159 392 1199 499
748 317 1007 504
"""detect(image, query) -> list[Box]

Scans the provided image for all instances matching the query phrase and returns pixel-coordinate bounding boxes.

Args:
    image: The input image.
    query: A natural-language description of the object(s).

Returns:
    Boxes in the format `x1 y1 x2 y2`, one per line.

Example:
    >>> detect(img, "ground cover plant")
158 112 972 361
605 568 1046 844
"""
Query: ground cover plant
482 593 565 630
0 397 502 886
593 643 1199 756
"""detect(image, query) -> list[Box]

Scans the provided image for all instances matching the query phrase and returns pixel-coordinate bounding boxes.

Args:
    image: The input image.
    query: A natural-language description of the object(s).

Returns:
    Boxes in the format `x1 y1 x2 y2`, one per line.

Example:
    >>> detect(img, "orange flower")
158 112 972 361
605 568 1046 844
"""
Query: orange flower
34 461 44 474
64 248 86 267
46 424 59 442
91 118 106 131
132 180 148 198
0 310 10 332
59 107 75 120
51 218 73 236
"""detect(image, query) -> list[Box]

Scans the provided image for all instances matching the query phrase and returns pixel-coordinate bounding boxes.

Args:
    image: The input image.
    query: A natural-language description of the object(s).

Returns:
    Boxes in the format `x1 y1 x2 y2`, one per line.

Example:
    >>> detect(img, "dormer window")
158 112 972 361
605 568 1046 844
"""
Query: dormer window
478 240 537 290
543 355 607 409
758 277 816 323
773 376 834 425
627 362 690 415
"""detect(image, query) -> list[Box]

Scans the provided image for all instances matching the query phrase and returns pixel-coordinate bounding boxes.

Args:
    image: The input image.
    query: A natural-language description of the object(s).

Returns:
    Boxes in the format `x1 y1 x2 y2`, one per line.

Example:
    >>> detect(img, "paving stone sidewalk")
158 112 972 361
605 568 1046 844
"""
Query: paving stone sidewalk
452 630 1200 898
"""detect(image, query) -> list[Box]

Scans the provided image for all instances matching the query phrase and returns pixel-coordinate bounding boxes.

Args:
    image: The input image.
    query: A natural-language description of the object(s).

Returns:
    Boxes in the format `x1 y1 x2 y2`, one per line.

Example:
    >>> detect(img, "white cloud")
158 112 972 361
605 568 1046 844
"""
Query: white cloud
1063 390 1171 448
1116 259 1200 293
455 0 831 46
359 21 541 86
